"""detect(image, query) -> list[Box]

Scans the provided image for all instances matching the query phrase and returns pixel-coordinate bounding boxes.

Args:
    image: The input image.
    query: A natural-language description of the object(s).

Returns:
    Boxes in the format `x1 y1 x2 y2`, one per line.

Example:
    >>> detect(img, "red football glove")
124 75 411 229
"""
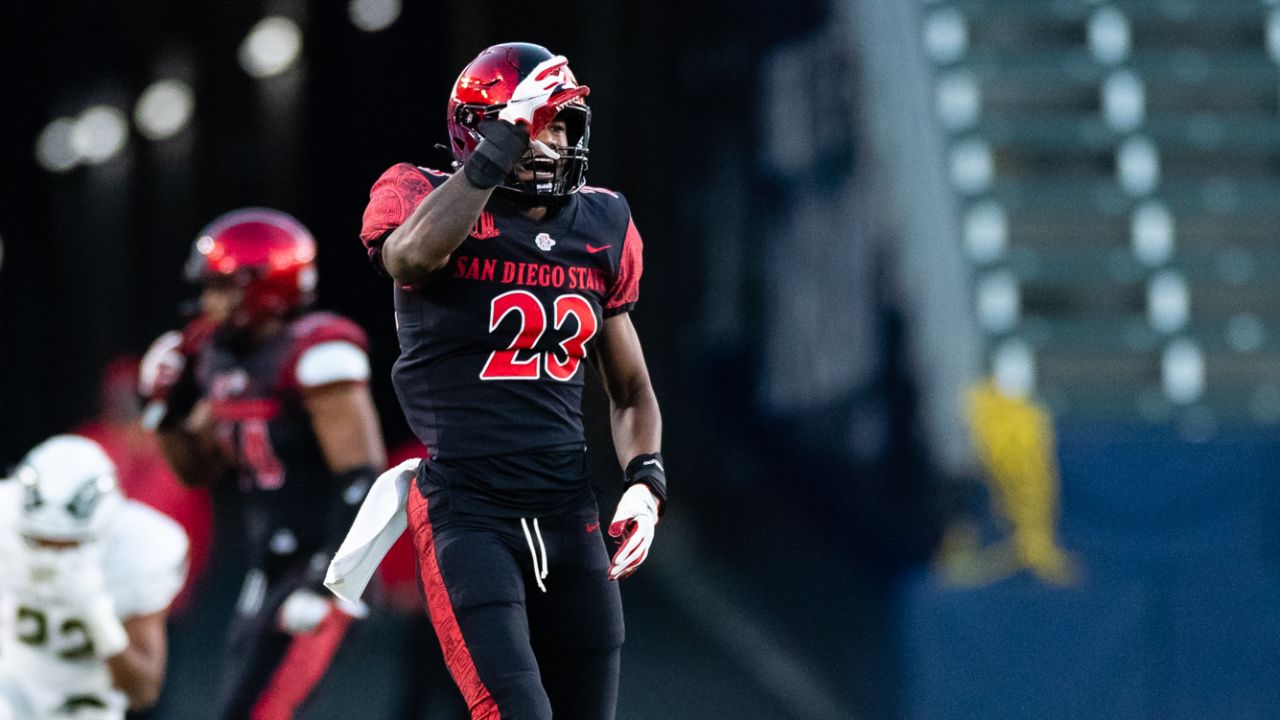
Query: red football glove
497 55 590 140
607 484 659 580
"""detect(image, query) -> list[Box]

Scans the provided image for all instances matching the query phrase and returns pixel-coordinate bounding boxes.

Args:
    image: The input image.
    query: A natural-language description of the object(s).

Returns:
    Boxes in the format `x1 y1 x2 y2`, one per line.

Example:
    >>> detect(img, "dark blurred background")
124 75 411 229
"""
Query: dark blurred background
3 0 1279 719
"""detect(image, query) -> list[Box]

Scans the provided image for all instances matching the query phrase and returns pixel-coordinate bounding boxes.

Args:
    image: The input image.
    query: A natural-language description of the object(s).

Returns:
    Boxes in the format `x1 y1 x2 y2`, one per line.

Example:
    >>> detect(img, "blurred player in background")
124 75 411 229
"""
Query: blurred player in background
75 356 213 612
359 43 667 719
139 208 386 720
0 435 189 720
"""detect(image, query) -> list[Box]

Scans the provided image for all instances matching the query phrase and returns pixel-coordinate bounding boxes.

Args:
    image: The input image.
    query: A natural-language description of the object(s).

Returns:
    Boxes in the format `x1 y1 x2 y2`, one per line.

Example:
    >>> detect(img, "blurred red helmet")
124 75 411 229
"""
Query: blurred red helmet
185 208 317 326
447 42 591 199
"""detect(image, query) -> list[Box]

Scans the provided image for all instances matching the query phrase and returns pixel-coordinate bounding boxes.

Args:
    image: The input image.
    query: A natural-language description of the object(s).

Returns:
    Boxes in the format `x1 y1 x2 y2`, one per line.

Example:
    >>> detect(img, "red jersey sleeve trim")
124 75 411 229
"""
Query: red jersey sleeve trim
360 163 436 269
279 313 370 391
605 215 643 313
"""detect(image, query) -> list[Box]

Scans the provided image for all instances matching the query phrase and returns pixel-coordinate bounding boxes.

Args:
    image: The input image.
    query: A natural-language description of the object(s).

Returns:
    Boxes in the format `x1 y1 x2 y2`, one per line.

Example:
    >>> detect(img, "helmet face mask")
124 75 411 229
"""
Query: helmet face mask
448 43 592 201
504 104 591 199
185 208 318 329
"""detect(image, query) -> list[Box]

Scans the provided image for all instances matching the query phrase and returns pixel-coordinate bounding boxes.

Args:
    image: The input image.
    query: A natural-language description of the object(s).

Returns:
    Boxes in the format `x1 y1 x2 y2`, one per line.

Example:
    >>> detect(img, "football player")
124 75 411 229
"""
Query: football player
0 434 189 720
357 43 667 719
139 209 386 720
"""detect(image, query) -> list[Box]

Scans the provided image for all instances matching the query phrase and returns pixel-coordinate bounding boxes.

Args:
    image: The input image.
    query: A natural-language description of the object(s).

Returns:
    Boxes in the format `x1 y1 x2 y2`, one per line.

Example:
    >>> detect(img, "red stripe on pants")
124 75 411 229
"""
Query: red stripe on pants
250 606 352 720
407 487 502 720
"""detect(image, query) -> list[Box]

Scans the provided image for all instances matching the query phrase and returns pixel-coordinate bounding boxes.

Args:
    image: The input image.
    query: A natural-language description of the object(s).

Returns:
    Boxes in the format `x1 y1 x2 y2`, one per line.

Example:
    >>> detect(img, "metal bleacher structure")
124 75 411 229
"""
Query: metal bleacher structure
922 0 1280 433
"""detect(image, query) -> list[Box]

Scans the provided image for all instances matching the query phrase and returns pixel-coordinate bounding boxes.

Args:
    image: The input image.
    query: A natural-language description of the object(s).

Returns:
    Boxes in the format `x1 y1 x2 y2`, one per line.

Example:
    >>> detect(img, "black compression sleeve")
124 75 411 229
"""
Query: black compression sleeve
463 120 530 189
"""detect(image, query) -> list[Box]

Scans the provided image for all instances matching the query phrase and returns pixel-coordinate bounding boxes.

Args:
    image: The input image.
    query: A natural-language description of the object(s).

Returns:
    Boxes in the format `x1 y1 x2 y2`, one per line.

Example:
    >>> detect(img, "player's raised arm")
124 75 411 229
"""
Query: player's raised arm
140 321 230 488
380 168 500 284
379 55 588 286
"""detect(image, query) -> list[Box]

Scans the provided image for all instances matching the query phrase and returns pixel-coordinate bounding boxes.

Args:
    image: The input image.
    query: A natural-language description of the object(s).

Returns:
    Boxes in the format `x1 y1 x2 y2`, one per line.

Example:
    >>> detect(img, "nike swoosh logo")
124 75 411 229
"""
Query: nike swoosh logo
643 459 664 472
585 522 601 533
586 244 612 254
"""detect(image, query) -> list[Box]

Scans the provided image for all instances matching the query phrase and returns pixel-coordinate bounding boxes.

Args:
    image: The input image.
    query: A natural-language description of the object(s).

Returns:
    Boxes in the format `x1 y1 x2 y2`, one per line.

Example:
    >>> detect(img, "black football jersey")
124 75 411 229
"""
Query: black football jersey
361 164 644 515
194 312 369 566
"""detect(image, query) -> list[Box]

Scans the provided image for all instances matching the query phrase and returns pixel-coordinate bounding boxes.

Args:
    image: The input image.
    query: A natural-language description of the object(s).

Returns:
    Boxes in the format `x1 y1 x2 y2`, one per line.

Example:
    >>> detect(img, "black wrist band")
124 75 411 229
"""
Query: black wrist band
463 120 530 189
623 452 667 514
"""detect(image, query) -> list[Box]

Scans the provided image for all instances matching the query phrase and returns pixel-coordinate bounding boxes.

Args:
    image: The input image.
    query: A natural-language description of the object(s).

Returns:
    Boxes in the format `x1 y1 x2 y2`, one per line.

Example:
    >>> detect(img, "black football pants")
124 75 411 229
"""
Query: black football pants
407 477 625 720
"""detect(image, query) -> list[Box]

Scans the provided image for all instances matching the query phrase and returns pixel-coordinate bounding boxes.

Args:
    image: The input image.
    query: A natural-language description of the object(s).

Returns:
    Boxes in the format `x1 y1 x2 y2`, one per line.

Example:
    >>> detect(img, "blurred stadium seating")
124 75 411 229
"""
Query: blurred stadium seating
902 2 1280 718
929 0 1280 430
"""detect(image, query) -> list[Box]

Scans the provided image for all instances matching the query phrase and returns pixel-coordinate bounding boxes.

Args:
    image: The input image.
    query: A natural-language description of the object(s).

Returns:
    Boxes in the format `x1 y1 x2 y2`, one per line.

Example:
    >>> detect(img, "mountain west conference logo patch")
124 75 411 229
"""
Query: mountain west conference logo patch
534 233 556 251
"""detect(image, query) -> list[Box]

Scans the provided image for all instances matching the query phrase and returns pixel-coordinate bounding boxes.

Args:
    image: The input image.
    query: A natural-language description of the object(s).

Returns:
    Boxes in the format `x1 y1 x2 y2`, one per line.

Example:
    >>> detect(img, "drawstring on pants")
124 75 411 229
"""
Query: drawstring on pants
520 518 549 593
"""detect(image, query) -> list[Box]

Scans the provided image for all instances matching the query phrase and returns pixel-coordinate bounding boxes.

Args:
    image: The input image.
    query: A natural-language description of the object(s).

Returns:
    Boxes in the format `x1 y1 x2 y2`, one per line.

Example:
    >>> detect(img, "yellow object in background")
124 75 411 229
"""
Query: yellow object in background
938 380 1078 587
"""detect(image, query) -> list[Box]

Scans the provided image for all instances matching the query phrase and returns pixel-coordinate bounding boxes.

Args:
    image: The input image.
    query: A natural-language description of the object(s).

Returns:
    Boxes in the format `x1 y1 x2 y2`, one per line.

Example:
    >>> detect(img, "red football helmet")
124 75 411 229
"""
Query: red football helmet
447 42 591 199
185 208 317 327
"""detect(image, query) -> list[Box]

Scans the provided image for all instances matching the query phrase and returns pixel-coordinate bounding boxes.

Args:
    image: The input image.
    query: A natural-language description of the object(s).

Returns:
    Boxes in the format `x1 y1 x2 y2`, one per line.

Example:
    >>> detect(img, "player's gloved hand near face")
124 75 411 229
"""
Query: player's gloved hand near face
464 55 590 189
607 484 660 580
497 54 590 139
138 330 187 403
278 587 368 635
139 317 218 430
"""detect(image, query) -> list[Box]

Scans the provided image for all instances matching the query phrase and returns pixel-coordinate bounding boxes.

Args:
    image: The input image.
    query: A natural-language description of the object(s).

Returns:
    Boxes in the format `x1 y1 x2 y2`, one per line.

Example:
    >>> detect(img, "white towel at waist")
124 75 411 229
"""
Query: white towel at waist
324 458 421 603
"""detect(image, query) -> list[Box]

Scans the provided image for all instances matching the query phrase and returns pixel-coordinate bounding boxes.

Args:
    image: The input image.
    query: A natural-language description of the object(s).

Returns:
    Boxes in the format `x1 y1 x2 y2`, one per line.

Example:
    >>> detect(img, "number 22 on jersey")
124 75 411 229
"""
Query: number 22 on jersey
16 605 94 660
480 291 598 381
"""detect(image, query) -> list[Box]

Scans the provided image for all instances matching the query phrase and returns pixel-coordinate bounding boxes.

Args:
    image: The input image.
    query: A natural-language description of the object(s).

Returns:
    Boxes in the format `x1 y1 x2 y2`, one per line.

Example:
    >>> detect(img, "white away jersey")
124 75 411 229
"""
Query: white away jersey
0 483 189 720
